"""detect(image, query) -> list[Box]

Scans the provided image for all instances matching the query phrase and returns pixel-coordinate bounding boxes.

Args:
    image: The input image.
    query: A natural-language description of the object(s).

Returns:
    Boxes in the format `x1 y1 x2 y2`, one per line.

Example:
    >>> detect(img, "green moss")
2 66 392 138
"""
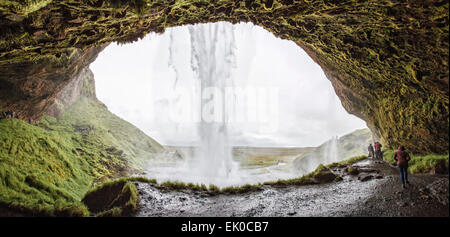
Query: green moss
0 119 91 216
0 95 162 216
82 178 139 216
383 149 449 174
0 0 53 15
327 155 367 169
220 183 263 194
159 181 209 191
346 166 359 175
40 97 163 170
96 206 122 217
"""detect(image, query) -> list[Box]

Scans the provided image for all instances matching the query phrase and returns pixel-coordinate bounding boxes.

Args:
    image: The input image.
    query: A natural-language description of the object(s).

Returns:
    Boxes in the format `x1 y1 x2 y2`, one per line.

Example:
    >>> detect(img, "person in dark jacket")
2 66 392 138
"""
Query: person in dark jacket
393 146 411 189
368 144 375 159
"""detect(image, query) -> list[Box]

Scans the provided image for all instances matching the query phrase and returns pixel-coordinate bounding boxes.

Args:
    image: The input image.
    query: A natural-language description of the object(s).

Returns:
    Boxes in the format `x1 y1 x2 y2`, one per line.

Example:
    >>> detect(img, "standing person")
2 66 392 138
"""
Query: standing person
393 146 411 189
368 144 375 159
374 141 382 160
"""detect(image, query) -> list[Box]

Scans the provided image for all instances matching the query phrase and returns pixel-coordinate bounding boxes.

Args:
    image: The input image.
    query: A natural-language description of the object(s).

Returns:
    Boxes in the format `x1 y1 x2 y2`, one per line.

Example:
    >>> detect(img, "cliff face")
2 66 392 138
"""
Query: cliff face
0 45 105 121
41 66 165 169
46 67 97 118
0 0 448 154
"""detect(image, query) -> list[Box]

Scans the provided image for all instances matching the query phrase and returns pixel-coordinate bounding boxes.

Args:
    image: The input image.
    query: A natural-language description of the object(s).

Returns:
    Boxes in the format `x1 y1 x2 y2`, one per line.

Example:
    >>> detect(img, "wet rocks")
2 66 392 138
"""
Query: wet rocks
423 178 449 206
358 168 379 173
358 174 374 182
312 170 337 184
346 166 359 175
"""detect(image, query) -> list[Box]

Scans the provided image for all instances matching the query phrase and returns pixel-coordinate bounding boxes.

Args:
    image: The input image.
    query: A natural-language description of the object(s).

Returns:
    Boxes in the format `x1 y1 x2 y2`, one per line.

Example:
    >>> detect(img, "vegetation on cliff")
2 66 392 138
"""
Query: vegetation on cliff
383 149 449 174
0 96 163 216
0 119 91 216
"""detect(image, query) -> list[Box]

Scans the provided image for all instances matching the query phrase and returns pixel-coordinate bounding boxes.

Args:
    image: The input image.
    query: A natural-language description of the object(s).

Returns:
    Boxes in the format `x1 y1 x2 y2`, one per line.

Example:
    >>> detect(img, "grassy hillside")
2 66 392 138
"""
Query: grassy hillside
40 97 164 171
0 97 163 216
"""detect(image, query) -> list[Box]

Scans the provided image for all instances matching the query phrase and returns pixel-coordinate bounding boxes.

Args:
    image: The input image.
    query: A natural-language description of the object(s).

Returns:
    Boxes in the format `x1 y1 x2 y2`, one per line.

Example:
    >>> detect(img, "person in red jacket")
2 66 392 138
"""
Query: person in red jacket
393 146 411 189
374 142 382 160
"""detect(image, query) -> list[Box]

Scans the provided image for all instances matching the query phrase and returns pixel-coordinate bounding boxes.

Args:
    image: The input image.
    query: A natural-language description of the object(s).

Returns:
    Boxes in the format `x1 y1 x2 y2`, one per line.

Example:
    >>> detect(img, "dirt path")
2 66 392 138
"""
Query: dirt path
133 159 449 217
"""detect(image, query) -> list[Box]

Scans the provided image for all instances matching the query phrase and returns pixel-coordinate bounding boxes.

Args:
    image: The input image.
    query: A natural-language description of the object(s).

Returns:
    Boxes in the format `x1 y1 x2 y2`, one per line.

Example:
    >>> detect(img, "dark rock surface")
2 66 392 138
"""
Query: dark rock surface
358 174 374 182
134 159 449 217
312 170 337 184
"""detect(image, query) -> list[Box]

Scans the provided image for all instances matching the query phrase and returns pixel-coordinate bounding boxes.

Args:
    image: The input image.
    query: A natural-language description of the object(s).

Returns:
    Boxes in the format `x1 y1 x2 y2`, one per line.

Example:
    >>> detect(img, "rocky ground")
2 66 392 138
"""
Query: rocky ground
133 159 449 217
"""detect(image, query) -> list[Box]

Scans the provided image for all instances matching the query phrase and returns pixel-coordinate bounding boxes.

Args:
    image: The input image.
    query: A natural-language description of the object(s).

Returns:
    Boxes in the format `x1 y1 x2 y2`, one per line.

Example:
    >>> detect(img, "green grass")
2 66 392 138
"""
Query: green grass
327 155 368 169
0 97 163 216
383 150 449 174
0 119 91 216
82 178 139 217
40 97 163 171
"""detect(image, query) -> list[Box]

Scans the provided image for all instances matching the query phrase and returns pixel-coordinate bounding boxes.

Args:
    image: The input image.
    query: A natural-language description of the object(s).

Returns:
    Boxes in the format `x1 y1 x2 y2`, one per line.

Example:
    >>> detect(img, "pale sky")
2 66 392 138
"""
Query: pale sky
90 22 367 147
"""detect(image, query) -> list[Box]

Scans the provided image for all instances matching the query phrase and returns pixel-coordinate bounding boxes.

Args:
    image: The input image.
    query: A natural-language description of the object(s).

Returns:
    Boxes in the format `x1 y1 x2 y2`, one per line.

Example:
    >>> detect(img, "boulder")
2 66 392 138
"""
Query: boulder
82 180 139 216
312 170 337 184
346 166 359 175
430 159 449 174
358 174 374 182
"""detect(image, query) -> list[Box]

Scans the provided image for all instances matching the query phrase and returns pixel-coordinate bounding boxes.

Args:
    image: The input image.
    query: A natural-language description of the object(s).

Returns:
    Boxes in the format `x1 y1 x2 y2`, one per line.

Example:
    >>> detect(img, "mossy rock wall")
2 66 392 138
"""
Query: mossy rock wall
82 179 139 216
0 0 448 154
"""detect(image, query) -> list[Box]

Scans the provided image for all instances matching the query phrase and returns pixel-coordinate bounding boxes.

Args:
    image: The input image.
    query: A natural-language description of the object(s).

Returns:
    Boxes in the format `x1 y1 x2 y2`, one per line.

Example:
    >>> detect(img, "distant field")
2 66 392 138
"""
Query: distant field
164 146 315 169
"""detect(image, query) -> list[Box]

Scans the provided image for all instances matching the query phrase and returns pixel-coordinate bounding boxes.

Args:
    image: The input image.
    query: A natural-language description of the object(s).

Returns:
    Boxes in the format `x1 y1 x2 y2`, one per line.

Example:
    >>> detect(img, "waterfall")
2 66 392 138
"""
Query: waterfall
324 136 339 164
188 22 239 185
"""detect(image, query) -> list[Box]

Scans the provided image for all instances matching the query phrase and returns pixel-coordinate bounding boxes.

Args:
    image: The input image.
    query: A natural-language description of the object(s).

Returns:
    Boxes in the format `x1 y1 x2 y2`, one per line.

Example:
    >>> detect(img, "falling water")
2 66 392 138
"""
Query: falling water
323 136 339 164
187 22 240 185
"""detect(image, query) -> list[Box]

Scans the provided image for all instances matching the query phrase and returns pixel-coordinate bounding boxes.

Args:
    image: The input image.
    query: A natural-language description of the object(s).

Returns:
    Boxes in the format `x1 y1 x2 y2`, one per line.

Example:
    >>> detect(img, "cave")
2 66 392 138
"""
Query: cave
0 0 449 220
0 0 448 154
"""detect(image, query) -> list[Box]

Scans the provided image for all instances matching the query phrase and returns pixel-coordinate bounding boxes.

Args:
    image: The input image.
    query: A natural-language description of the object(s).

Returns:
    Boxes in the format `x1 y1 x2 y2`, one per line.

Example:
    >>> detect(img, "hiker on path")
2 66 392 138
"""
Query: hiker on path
393 145 411 189
368 144 375 159
374 141 383 160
